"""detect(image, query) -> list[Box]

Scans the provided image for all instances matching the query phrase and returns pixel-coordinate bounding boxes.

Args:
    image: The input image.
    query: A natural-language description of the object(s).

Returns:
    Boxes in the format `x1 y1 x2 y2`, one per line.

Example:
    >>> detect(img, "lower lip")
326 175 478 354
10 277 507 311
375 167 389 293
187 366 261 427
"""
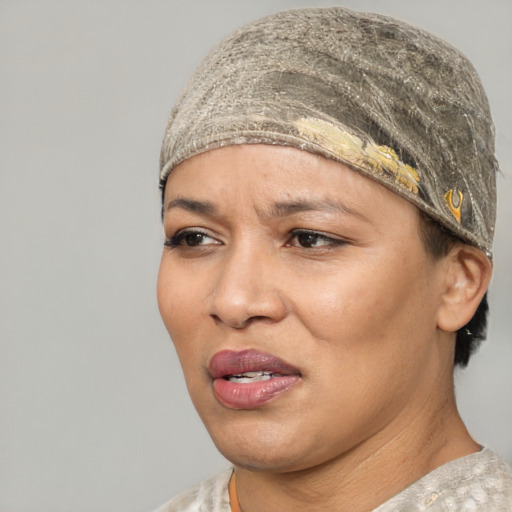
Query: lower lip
212 375 301 409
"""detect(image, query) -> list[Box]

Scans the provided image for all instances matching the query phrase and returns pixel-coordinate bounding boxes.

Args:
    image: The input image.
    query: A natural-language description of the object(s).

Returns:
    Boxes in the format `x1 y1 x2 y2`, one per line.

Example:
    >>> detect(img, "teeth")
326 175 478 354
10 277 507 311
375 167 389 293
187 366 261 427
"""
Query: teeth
234 371 268 378
227 371 274 383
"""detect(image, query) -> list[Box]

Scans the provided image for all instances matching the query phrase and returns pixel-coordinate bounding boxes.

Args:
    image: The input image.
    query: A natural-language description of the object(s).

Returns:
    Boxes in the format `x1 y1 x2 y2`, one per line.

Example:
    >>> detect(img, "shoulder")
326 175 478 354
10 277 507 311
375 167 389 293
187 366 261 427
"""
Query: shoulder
153 468 233 512
375 448 512 511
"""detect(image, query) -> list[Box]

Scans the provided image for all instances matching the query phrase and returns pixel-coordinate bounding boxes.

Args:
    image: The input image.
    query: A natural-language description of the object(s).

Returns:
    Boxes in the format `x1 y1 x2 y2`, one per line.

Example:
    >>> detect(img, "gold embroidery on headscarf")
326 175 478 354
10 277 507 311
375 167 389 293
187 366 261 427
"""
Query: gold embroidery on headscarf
294 118 420 194
444 189 463 223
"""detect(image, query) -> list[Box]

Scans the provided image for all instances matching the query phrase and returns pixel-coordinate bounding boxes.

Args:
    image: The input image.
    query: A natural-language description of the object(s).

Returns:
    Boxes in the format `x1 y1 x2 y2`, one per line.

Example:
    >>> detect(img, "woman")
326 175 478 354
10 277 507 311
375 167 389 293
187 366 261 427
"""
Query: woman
155 7 512 511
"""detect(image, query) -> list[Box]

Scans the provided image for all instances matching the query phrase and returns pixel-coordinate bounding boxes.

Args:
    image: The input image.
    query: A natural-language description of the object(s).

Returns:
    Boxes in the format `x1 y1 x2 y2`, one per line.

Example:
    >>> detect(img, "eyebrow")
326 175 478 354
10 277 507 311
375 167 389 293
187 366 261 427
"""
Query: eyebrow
165 198 217 215
164 196 369 222
259 199 369 222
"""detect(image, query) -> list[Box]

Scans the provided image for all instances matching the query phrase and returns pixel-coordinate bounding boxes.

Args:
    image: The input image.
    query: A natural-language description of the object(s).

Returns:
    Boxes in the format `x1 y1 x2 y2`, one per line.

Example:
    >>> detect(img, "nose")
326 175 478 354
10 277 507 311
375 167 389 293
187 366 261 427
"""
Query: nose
208 243 287 329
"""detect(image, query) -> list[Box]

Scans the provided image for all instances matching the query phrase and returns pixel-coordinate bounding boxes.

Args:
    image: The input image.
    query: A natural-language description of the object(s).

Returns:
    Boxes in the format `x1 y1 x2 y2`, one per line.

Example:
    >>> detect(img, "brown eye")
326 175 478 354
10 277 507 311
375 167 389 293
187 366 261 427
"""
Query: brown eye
287 230 348 249
164 229 219 248
183 232 208 246
296 232 322 248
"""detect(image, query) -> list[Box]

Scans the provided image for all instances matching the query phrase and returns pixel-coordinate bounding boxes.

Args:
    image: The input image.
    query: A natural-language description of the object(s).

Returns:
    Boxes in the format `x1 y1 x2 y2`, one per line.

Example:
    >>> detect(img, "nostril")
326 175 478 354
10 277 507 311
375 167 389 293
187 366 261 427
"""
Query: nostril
209 312 247 329
211 313 282 331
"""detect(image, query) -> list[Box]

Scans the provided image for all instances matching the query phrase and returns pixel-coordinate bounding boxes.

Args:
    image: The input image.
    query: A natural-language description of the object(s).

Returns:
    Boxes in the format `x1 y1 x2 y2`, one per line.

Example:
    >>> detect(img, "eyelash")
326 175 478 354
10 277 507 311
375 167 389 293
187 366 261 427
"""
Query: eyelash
164 228 348 250
164 229 218 248
286 229 347 249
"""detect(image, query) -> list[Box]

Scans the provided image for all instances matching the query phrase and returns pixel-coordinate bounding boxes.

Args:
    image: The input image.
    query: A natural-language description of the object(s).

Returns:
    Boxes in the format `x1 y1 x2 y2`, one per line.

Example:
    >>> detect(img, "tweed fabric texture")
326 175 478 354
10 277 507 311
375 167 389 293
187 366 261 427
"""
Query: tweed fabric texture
160 7 498 254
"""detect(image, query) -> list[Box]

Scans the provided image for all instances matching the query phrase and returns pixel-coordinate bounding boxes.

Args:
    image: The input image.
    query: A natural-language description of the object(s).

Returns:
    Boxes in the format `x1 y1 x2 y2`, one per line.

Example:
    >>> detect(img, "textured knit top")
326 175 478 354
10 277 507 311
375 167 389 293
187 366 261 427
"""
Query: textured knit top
154 448 512 511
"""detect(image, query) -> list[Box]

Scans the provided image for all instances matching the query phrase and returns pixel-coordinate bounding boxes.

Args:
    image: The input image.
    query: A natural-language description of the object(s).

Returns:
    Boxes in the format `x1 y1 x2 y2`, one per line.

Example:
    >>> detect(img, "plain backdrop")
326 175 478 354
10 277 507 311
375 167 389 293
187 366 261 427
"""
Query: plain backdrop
1 1 511 511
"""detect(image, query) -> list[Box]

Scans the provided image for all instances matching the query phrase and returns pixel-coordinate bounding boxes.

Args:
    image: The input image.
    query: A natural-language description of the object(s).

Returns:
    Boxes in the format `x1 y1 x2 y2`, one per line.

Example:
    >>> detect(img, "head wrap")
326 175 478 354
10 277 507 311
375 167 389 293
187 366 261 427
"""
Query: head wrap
160 7 498 255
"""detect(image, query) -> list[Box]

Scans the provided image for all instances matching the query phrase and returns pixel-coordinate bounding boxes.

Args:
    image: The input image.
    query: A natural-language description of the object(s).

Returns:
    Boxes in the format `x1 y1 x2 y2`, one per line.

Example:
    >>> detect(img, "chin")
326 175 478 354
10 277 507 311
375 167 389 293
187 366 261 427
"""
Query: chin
217 444 305 472
204 417 324 473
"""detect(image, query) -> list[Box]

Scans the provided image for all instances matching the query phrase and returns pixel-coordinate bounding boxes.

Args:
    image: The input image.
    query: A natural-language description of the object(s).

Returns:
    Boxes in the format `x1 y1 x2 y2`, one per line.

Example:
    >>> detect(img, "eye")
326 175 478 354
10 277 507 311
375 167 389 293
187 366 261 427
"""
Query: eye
164 229 220 248
286 230 346 249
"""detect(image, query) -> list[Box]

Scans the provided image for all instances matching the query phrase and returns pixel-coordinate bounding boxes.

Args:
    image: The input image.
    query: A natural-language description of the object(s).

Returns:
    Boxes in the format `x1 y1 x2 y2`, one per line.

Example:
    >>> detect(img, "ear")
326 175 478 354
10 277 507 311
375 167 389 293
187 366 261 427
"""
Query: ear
437 244 492 332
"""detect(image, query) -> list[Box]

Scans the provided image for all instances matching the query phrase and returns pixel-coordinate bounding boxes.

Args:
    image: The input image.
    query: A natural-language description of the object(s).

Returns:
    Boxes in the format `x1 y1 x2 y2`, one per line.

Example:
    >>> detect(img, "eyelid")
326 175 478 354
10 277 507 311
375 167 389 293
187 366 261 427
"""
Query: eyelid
286 228 349 247
290 228 340 238
164 227 221 247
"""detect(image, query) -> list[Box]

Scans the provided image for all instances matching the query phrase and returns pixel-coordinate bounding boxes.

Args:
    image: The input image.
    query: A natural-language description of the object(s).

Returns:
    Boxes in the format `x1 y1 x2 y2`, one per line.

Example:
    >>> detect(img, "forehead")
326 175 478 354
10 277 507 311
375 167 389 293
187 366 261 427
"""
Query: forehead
164 144 421 227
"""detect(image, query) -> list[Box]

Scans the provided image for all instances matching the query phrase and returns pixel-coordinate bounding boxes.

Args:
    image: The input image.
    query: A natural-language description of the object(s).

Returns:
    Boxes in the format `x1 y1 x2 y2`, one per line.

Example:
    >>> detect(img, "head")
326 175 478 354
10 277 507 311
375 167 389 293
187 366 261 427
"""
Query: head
157 143 491 472
157 7 497 471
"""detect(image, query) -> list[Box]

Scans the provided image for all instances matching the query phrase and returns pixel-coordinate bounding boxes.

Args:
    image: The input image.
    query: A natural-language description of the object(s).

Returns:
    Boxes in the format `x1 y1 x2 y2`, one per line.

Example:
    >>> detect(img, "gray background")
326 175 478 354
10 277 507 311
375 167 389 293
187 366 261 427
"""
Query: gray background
0 1 510 511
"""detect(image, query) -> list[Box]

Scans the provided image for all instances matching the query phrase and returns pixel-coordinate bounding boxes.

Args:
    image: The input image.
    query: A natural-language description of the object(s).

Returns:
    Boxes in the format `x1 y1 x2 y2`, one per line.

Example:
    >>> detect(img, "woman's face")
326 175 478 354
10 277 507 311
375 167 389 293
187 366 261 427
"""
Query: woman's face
158 144 450 472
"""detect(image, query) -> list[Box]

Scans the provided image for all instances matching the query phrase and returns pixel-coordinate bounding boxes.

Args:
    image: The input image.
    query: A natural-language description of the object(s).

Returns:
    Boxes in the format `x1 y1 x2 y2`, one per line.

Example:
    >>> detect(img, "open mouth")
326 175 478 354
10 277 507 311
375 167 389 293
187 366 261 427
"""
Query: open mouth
225 371 287 383
209 349 302 409
209 349 301 379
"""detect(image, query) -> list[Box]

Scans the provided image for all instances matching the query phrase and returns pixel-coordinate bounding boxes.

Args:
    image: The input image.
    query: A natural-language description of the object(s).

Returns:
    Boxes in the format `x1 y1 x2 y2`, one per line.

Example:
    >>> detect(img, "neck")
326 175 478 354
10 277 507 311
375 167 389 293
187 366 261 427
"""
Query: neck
234 391 478 512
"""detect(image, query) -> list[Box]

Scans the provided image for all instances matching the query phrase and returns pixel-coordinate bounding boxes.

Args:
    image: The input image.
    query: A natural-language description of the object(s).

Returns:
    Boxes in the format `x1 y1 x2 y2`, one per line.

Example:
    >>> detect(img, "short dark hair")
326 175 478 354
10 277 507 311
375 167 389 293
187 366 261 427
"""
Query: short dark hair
418 211 488 367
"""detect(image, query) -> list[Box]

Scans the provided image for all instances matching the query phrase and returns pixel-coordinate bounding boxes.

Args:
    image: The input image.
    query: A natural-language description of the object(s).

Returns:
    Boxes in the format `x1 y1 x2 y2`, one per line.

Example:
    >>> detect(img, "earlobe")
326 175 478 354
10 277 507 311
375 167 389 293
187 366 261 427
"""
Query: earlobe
437 244 492 332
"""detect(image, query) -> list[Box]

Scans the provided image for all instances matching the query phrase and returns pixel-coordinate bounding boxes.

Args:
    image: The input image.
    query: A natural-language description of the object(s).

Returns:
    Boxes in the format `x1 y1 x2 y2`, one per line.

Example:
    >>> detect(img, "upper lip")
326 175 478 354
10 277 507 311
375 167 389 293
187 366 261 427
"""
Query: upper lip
208 349 301 379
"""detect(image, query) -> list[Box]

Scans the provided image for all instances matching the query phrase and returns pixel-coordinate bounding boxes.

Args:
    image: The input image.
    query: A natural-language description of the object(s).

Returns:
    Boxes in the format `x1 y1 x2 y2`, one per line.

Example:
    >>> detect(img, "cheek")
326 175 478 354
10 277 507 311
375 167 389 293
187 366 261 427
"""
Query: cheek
157 260 203 352
291 272 385 341
289 257 436 432
292 252 433 359
157 262 210 406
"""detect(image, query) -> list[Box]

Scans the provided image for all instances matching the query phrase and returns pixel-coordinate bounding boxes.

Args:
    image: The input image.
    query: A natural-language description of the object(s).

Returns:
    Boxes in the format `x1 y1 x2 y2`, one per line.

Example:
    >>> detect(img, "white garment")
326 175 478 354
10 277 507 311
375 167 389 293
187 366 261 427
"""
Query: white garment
154 448 512 512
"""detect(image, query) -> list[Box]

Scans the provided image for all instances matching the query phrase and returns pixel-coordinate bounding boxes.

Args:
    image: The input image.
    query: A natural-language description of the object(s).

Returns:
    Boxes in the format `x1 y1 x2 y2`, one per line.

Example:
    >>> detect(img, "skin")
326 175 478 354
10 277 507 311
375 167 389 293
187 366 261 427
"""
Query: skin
157 144 491 512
